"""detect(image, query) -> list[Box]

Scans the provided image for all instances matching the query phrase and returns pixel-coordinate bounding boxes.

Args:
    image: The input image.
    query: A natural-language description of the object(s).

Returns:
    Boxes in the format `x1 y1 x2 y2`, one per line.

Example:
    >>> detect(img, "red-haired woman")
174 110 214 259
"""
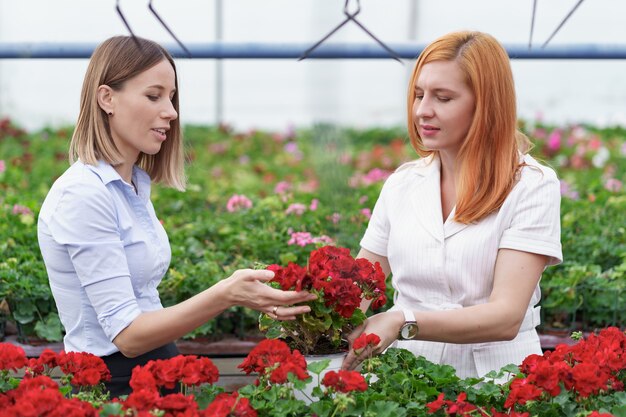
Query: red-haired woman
343 31 562 379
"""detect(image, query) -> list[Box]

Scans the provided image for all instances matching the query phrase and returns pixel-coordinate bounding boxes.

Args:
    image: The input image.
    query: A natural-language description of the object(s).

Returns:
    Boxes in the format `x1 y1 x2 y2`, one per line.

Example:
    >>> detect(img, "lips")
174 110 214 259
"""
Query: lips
419 124 440 137
151 128 168 141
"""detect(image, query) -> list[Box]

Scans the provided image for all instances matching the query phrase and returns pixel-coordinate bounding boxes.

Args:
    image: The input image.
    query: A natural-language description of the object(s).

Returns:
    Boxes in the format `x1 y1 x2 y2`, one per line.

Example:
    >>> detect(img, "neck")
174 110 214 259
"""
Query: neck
114 162 134 184
438 151 458 184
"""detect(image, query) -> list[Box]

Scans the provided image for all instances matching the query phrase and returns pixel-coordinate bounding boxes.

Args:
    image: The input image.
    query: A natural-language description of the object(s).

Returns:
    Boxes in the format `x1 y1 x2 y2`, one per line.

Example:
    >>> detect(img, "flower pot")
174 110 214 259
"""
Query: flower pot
295 352 346 404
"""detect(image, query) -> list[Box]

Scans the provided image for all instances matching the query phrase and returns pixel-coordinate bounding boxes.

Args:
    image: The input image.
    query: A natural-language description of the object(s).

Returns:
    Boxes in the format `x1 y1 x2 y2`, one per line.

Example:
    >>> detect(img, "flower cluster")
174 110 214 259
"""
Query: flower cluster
261 245 387 354
205 392 257 417
426 327 626 417
129 355 219 391
506 327 625 409
238 339 309 385
352 332 381 356
322 370 367 393
0 345 107 417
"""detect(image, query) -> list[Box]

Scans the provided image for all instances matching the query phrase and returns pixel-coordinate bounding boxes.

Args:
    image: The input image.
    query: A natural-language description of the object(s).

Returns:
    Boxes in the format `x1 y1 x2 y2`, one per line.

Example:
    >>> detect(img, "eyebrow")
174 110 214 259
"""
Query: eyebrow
147 85 177 94
414 86 456 94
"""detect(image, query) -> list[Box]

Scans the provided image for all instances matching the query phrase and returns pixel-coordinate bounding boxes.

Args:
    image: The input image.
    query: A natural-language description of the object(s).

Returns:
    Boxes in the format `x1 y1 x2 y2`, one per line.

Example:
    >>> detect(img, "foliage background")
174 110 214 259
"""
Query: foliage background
0 118 624 342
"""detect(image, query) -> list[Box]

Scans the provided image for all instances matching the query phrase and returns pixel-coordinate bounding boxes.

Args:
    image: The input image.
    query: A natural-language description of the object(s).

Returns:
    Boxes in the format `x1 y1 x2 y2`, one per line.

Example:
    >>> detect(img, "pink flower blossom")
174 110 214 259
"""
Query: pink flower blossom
547 130 561 151
309 199 319 211
349 168 392 187
330 213 341 225
313 235 334 245
0 159 5 174
360 208 372 220
559 180 579 200
604 178 623 192
589 137 602 151
287 231 334 247
226 194 253 212
288 232 314 247
358 195 369 205
12 204 33 216
274 181 292 195
284 142 302 160
285 203 306 216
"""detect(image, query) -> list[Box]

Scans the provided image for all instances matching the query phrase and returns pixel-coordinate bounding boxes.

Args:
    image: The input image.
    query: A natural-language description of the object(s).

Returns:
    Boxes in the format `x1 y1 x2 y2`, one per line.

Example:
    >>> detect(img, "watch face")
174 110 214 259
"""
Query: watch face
400 323 419 340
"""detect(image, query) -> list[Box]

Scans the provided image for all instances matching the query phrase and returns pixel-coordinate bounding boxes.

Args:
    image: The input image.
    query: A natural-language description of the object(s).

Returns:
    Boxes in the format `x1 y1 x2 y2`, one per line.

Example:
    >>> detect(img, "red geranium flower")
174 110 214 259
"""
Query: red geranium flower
352 332 381 355
0 343 27 371
261 245 387 355
238 339 309 384
321 370 367 393
204 392 257 417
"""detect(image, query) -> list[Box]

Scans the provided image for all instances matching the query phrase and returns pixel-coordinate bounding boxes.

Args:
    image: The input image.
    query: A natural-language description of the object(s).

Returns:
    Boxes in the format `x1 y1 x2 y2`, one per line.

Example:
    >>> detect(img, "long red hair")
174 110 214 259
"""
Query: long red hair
407 31 530 224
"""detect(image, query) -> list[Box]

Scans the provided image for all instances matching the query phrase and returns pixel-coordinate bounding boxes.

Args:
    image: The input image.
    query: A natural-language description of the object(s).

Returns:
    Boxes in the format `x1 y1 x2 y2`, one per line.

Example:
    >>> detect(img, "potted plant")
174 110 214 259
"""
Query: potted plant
257 245 386 402
259 245 387 356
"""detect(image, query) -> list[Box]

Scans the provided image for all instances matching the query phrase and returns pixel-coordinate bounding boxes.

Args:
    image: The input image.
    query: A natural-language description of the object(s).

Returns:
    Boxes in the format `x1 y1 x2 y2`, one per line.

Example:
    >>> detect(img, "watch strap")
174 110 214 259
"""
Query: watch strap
402 308 416 323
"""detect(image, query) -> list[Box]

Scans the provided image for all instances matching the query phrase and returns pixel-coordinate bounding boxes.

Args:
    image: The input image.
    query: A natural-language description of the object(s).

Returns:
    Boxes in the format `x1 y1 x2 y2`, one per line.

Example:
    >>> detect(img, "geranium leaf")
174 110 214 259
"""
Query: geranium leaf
308 358 331 374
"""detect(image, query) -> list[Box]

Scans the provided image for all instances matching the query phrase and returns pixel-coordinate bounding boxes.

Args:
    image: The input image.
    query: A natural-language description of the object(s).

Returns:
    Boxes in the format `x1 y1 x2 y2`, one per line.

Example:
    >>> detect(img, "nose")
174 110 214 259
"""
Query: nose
414 95 434 120
161 100 178 121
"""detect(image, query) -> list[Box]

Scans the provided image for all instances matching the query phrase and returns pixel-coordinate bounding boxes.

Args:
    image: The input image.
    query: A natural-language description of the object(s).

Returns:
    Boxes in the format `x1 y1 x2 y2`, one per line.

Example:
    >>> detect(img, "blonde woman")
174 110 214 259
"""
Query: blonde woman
344 31 562 378
38 36 315 397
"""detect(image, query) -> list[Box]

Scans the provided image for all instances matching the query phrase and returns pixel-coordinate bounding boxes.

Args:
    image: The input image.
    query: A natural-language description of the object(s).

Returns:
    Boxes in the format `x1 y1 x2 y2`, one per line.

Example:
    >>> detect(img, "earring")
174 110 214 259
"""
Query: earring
108 112 113 116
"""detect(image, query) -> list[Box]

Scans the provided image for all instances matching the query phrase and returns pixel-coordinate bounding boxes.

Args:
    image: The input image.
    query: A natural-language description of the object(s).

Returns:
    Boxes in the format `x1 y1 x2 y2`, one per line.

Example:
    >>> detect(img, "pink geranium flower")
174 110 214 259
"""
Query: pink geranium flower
274 181 292 195
226 194 253 212
285 203 306 216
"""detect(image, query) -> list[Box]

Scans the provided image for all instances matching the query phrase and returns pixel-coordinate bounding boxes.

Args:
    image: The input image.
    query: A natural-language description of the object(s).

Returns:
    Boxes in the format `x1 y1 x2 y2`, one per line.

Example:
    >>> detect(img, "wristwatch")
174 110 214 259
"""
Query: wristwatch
398 309 419 340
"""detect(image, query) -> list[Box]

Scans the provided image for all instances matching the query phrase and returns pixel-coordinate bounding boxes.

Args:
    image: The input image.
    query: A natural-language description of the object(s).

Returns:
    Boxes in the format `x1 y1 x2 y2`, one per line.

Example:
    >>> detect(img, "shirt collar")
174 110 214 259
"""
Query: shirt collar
83 161 151 200
410 153 440 178
83 160 124 185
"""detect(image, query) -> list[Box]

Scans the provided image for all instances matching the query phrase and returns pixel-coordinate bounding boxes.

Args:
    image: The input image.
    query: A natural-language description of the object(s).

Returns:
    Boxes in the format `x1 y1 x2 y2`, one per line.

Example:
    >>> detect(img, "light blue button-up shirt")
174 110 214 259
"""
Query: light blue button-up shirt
38 160 171 356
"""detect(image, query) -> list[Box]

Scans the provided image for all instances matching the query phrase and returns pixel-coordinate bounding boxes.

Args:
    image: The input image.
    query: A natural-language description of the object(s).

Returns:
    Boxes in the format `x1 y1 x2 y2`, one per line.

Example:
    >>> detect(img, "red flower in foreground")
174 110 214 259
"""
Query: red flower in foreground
204 392 257 417
505 327 626 409
352 333 381 354
0 343 27 371
425 392 479 416
56 351 111 386
238 339 309 384
322 370 367 393
130 355 219 391
0 375 98 417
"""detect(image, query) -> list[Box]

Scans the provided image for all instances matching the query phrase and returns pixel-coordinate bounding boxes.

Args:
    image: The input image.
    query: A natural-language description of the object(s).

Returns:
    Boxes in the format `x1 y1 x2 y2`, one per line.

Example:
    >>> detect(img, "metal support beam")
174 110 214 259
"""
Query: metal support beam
2 42 626 60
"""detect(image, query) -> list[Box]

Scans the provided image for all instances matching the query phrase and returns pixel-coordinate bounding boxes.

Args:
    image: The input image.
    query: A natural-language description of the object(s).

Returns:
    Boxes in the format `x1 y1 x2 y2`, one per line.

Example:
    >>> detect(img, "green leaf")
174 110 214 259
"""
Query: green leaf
34 313 63 342
308 358 331 375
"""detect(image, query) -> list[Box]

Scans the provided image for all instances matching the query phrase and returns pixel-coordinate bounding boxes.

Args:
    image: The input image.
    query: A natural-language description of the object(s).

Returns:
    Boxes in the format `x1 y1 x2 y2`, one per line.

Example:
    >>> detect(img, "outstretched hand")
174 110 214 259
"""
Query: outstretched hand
222 269 316 320
342 311 404 370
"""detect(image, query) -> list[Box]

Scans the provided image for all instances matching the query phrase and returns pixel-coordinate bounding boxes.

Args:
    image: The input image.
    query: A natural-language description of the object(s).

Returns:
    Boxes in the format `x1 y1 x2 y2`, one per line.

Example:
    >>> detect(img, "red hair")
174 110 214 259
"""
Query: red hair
407 31 530 224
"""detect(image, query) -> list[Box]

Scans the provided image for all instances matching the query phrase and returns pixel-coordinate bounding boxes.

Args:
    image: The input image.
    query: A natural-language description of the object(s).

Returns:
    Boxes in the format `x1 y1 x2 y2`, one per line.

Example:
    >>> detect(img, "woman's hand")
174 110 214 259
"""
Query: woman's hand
219 269 316 320
342 310 404 370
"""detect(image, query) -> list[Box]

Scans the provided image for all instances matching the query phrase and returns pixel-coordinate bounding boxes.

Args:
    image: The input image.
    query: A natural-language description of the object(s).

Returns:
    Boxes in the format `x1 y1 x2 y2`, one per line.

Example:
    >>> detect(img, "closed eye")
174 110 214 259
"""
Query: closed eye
147 95 159 102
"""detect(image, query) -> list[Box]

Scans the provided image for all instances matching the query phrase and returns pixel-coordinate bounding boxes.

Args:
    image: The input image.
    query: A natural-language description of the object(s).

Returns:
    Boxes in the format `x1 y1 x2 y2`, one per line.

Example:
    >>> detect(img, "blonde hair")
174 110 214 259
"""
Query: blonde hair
407 31 530 224
70 36 185 191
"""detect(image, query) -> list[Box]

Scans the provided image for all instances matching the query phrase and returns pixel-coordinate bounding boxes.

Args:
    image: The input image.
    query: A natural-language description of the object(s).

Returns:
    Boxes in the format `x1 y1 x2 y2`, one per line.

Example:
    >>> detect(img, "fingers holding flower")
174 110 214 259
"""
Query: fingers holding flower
220 268 316 319
342 311 403 370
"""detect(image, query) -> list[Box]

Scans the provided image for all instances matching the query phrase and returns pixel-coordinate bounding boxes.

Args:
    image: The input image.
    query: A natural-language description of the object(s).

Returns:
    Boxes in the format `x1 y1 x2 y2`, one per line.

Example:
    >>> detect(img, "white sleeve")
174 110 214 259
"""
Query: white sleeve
499 171 563 266
360 185 390 257
46 182 142 341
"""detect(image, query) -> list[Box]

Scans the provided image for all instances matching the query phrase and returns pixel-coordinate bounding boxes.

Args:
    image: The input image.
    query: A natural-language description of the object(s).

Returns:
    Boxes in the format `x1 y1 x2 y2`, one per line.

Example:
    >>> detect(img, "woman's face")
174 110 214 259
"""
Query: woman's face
412 60 475 157
107 59 178 162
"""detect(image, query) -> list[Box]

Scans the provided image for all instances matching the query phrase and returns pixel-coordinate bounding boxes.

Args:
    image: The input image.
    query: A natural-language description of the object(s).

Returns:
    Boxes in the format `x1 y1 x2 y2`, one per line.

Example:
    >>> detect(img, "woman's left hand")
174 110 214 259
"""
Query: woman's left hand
342 310 404 370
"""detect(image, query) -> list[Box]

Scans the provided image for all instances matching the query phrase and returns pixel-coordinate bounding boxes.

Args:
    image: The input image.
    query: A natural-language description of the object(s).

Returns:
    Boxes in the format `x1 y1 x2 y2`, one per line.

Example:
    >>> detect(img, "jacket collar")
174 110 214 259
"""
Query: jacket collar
408 154 469 242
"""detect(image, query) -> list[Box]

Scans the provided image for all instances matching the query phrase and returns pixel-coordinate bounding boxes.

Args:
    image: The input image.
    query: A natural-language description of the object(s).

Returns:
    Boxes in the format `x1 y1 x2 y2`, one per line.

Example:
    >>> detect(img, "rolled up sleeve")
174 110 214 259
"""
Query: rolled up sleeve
48 182 142 341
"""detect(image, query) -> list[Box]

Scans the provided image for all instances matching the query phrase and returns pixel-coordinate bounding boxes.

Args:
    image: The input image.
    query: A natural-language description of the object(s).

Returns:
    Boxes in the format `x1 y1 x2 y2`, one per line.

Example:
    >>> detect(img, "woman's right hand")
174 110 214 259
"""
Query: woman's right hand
218 269 316 320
